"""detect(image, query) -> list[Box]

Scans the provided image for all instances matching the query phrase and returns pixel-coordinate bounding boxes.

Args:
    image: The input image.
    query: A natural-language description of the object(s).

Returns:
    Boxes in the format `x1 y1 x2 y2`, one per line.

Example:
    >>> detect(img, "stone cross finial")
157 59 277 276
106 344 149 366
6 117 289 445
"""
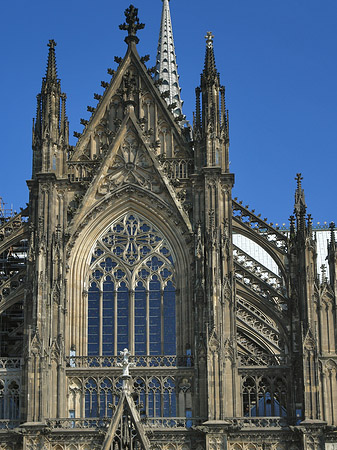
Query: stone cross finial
205 31 214 48
119 5 145 43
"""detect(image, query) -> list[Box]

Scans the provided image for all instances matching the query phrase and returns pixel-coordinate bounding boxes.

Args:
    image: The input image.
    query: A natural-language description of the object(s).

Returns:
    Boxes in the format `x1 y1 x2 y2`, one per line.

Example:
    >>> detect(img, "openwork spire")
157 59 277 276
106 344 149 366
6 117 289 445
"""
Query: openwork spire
155 0 184 117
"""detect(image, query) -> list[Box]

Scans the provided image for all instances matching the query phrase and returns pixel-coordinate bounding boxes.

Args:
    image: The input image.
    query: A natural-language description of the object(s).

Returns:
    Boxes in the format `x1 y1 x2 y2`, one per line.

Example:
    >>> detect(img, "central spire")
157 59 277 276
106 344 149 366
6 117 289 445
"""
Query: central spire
155 0 184 117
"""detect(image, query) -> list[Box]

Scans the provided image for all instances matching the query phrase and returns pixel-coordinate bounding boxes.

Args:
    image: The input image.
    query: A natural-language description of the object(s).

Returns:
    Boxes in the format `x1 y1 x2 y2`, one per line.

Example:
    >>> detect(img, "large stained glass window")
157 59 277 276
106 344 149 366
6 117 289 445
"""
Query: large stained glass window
87 213 176 356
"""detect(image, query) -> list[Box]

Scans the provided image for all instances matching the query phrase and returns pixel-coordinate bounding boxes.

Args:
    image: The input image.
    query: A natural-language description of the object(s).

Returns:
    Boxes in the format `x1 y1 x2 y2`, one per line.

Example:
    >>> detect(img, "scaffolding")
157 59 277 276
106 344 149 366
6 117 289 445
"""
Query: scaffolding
0 197 14 225
0 197 26 356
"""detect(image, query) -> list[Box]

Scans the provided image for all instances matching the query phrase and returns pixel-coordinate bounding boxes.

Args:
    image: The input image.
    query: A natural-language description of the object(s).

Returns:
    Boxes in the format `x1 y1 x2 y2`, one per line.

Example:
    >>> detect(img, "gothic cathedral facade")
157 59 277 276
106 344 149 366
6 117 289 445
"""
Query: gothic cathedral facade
0 3 336 449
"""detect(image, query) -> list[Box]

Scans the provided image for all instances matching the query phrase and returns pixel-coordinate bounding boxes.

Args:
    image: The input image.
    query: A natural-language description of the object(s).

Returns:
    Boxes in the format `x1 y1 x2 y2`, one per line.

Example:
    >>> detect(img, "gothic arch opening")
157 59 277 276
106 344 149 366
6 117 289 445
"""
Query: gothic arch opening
86 212 176 356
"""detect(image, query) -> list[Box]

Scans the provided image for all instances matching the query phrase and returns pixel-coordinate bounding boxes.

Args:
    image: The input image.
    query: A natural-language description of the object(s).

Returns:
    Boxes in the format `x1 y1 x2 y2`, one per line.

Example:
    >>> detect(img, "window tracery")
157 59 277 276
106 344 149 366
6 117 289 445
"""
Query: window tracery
242 374 287 418
87 212 176 356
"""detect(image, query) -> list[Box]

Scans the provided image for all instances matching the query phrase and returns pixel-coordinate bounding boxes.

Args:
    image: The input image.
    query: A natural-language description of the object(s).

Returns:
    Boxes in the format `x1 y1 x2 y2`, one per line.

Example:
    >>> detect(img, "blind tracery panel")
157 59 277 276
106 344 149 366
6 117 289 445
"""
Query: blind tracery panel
87 213 176 356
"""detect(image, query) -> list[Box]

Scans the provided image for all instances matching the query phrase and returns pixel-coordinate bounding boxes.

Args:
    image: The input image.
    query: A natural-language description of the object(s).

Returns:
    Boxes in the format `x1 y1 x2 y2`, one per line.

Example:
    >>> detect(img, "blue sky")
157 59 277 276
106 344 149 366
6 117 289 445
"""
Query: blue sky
1 0 336 226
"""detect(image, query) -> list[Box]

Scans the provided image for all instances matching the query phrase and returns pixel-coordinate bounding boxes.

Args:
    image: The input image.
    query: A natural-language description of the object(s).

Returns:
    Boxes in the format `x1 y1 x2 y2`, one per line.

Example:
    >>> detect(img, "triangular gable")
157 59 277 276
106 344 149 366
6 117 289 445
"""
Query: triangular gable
102 390 150 450
70 110 192 233
71 41 191 163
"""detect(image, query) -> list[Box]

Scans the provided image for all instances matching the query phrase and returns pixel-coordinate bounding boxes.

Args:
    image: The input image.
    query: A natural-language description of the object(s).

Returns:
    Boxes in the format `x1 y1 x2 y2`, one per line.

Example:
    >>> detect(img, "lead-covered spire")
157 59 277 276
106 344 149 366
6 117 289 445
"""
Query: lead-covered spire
155 0 184 117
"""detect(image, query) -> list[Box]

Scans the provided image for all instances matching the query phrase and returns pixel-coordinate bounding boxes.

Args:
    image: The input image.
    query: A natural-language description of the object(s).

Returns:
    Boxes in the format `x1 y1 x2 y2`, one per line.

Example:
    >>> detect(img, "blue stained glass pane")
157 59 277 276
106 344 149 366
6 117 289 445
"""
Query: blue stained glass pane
140 223 150 232
100 379 113 417
149 278 161 355
117 283 129 351
164 282 176 355
163 379 176 417
135 284 146 355
103 280 114 355
85 379 98 417
88 284 100 356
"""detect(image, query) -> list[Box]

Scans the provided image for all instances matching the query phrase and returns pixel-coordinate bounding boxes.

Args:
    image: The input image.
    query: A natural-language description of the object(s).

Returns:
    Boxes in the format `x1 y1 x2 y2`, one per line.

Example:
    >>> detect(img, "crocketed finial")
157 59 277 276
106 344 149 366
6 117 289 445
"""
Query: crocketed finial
205 31 214 48
203 31 217 80
295 173 303 191
119 5 145 45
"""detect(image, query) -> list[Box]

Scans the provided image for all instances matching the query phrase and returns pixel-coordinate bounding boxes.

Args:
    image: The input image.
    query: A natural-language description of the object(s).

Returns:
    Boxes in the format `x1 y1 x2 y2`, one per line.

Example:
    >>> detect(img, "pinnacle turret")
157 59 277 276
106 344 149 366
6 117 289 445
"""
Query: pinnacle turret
194 33 229 171
32 40 69 177
155 0 184 117
294 173 307 233
202 32 217 82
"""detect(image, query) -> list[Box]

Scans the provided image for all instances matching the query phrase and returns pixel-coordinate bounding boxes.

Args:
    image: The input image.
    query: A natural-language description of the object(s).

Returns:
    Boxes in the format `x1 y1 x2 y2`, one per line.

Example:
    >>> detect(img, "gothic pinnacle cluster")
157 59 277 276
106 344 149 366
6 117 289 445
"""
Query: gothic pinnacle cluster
32 40 69 176
194 32 230 171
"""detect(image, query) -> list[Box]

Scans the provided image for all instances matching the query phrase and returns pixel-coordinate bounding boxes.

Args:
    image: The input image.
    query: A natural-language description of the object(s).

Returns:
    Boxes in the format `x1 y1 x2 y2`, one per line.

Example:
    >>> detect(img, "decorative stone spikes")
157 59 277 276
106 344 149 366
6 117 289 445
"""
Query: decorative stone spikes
294 173 307 233
155 0 184 117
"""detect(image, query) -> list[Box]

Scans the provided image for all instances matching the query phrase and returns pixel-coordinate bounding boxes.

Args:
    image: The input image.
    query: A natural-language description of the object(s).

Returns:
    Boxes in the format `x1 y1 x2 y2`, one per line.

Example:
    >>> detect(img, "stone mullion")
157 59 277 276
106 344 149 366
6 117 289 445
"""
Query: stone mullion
326 306 331 353
320 370 327 422
146 289 150 355
160 289 164 355
331 370 336 425
114 290 118 355
130 290 135 354
99 288 103 356
320 305 328 353
328 304 335 353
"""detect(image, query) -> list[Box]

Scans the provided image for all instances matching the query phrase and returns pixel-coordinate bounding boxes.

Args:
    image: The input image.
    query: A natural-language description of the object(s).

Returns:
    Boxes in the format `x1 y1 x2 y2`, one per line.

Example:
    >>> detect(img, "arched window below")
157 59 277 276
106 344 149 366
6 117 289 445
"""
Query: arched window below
87 213 176 357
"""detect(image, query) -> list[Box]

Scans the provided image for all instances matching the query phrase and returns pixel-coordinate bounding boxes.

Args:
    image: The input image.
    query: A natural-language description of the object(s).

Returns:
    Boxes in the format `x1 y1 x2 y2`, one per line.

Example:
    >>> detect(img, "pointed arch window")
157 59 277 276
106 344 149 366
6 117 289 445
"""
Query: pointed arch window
87 213 176 356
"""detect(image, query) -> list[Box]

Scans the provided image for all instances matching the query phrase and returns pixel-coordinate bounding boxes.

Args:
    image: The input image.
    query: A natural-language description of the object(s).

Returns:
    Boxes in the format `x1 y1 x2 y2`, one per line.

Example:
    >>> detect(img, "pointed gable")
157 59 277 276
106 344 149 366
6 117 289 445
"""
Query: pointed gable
102 391 150 450
66 7 193 234
70 31 190 165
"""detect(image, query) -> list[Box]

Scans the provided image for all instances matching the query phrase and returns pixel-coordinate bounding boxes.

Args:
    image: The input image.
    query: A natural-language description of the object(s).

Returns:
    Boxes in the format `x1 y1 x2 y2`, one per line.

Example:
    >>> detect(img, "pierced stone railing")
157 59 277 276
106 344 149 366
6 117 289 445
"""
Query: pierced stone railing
231 416 288 429
238 353 289 367
233 245 282 292
67 161 100 183
159 158 194 180
47 418 110 430
237 301 280 349
234 262 288 312
0 211 28 241
232 201 288 253
0 420 21 430
0 220 28 256
0 358 22 370
0 270 25 303
143 417 200 429
65 355 193 369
